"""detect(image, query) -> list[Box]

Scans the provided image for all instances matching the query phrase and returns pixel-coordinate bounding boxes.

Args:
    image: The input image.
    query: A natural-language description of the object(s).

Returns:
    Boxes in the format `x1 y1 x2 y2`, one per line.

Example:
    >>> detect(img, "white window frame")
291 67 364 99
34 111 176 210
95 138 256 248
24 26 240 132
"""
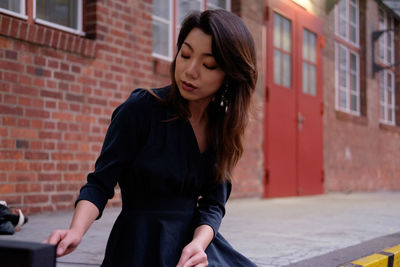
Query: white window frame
334 0 359 48
379 69 395 125
0 0 27 20
33 0 84 36
378 8 394 65
152 0 174 61
335 42 360 115
152 0 231 62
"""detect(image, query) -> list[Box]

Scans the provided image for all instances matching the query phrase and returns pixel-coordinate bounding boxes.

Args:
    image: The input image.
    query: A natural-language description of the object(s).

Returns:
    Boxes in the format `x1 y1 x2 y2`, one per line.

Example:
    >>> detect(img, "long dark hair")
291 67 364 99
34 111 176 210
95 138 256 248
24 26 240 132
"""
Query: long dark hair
168 9 257 183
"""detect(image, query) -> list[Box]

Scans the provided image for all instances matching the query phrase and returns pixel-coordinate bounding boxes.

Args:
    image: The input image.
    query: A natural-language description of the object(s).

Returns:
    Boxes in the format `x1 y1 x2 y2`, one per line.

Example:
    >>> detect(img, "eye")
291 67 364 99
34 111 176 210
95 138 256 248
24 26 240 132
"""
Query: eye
203 64 217 70
180 53 190 59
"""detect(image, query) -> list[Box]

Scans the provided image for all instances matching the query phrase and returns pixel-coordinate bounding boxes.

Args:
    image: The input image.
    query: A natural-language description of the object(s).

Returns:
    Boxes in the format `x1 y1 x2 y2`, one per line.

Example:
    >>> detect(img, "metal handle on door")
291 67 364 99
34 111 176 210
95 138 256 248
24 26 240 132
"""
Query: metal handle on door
298 112 305 131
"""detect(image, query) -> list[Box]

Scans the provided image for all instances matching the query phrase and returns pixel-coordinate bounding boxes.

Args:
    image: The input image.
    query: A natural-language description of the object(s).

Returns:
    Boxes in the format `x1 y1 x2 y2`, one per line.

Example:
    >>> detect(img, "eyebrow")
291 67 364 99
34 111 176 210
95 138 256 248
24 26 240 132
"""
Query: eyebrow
183 42 214 57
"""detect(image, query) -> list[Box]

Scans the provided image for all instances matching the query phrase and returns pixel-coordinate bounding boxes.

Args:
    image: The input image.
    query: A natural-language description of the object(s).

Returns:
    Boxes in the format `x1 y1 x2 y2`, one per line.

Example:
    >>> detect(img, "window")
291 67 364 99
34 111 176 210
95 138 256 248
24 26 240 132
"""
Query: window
273 12 291 88
380 70 395 125
0 0 83 35
378 9 394 66
302 29 316 96
152 0 230 61
378 8 396 125
34 0 83 35
0 0 26 19
336 0 359 46
334 0 360 115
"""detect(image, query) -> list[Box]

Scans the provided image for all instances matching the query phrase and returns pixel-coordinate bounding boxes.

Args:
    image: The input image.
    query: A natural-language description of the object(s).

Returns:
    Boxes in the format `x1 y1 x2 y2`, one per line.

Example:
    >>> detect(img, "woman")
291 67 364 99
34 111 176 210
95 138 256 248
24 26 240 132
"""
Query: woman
45 9 258 267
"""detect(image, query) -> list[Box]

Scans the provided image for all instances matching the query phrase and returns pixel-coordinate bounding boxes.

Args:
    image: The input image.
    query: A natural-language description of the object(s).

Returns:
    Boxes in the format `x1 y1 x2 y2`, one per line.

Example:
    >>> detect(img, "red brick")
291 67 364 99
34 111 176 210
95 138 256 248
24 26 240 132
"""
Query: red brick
13 84 39 96
54 71 75 81
25 151 49 160
15 161 29 171
43 163 55 171
2 195 21 205
64 173 84 181
0 105 23 115
2 116 17 126
24 195 48 204
52 31 60 48
51 194 73 203
51 153 74 161
1 16 11 35
35 26 45 44
0 60 23 72
31 119 43 129
25 109 50 118
0 184 14 194
17 118 30 127
8 173 36 182
52 112 74 121
27 24 37 43
38 173 62 181
43 184 55 192
3 71 18 82
16 184 29 193
18 22 28 39
34 56 46 66
11 128 38 139
10 18 20 38
38 131 61 139
0 151 23 160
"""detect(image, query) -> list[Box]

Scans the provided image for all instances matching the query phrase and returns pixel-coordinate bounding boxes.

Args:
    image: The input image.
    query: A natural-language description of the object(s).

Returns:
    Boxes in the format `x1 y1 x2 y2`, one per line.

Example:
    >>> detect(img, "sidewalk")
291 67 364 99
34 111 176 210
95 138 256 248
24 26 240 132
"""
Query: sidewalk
1 192 400 266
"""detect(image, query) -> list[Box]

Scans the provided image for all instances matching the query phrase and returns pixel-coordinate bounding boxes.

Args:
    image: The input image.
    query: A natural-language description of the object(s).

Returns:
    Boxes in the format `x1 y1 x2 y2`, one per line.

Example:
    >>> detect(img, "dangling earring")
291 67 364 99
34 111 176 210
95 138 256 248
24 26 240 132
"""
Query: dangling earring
220 83 229 112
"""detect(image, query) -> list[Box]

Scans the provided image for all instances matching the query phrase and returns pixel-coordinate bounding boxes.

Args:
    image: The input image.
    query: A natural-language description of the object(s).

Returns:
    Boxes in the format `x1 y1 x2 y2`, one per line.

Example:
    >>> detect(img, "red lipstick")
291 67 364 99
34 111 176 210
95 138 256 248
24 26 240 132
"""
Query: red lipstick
181 81 198 92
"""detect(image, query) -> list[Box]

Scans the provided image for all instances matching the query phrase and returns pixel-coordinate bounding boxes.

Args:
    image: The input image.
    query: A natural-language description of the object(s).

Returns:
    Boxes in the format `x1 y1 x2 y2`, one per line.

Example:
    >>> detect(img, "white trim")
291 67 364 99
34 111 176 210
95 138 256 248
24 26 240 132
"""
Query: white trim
335 42 360 115
152 0 173 61
33 0 84 36
335 0 360 48
379 69 396 125
0 0 27 20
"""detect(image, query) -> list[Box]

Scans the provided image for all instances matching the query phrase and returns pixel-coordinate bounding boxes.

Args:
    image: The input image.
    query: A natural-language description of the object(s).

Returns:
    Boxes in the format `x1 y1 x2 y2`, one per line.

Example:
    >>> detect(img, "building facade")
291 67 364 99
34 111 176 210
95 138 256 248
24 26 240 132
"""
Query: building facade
0 0 399 214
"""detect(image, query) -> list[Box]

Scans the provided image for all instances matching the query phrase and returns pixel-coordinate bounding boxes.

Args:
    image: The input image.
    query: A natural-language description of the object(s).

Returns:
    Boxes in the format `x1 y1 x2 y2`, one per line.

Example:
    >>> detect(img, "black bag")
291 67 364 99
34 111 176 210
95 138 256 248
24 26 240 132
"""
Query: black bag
0 202 28 235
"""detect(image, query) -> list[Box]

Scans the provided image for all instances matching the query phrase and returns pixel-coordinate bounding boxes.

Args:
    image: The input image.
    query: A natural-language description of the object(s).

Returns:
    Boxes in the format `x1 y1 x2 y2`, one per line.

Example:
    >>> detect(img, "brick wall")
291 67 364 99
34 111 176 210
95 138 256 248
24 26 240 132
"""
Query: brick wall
323 0 400 192
0 0 263 214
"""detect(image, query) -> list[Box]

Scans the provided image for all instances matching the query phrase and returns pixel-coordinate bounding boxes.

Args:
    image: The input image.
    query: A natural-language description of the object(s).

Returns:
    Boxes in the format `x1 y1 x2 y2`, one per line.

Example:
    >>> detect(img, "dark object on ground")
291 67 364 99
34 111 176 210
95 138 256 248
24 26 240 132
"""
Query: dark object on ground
0 202 28 235
0 239 56 267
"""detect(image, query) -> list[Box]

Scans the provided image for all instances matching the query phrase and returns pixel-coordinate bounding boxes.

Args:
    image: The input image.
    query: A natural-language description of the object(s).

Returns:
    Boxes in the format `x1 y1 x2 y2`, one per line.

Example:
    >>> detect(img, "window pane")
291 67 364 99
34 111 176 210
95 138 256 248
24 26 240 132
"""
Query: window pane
388 108 393 122
340 46 347 67
303 30 308 60
302 62 308 94
381 106 385 120
380 87 385 102
274 13 281 48
350 73 356 92
350 25 356 43
350 53 356 72
0 0 20 12
153 20 170 57
340 68 347 87
351 94 357 111
36 0 78 29
282 17 291 52
207 0 226 9
274 50 281 85
350 5 356 24
153 0 170 20
178 0 201 25
310 65 316 96
340 90 347 108
283 53 291 87
388 90 393 105
309 31 316 63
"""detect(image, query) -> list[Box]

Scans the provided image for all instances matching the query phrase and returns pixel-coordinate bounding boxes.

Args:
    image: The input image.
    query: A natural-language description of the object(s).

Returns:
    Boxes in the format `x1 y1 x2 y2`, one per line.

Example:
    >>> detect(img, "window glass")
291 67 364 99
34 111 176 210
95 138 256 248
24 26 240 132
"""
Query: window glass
36 0 78 29
178 0 201 25
273 13 291 88
302 62 308 94
153 20 170 57
282 54 291 87
309 65 316 96
153 0 170 20
0 0 20 13
207 0 226 9
274 50 281 85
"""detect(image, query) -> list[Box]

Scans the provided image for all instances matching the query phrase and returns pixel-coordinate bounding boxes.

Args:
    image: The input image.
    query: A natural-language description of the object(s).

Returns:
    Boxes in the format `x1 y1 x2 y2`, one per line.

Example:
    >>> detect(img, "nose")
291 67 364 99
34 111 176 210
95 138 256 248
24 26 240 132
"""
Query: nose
185 60 199 79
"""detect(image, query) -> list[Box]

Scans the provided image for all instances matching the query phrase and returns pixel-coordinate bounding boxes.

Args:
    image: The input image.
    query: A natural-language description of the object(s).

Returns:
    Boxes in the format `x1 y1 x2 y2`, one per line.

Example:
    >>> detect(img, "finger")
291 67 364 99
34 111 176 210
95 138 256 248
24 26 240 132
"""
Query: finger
183 253 207 267
56 234 77 256
176 248 193 267
47 231 65 245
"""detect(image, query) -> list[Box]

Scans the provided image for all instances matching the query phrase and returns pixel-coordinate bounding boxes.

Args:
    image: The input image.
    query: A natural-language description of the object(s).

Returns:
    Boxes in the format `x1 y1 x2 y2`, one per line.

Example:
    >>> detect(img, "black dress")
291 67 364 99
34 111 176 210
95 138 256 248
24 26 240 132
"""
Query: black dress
76 86 258 267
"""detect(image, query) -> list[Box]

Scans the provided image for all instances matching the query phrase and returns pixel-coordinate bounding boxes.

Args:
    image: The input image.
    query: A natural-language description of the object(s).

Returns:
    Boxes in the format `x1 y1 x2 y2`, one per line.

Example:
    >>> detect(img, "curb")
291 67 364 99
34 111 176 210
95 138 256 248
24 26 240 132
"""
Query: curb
339 244 400 267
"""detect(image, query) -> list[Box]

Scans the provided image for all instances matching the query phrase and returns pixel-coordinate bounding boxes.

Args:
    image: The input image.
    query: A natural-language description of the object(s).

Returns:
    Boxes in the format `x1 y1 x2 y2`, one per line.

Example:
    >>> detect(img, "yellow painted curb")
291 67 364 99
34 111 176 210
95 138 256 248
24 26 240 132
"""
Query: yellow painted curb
338 244 400 267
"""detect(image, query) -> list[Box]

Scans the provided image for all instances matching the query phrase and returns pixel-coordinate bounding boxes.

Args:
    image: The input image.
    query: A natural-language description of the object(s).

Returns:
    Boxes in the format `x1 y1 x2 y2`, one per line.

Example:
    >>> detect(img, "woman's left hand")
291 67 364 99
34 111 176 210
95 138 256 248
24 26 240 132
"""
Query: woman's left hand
176 241 208 267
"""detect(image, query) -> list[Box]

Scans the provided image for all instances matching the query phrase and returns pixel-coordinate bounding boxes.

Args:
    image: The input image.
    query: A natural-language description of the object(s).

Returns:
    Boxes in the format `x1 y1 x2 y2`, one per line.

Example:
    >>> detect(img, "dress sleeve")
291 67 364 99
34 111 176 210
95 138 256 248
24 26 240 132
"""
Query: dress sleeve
75 89 149 219
195 180 232 238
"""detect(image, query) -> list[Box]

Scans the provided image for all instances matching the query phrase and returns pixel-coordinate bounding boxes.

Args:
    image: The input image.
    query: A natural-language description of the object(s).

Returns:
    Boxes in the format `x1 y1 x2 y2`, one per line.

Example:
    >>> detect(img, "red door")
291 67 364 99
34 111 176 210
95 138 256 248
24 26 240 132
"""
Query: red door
264 0 324 197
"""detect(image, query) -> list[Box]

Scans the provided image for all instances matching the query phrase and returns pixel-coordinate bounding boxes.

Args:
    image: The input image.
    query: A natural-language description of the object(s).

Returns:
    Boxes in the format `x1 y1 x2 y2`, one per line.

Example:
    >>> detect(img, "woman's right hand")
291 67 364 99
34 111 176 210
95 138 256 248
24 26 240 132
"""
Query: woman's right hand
43 228 83 257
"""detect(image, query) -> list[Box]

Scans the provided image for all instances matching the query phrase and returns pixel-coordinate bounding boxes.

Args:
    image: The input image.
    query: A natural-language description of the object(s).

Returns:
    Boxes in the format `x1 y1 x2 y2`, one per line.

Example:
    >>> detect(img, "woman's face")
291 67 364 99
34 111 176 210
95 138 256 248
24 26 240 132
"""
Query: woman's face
174 28 225 107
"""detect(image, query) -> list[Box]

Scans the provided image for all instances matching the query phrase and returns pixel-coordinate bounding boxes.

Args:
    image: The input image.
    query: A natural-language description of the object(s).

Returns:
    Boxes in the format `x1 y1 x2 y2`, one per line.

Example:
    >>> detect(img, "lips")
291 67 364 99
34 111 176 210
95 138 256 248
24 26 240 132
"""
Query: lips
181 81 198 92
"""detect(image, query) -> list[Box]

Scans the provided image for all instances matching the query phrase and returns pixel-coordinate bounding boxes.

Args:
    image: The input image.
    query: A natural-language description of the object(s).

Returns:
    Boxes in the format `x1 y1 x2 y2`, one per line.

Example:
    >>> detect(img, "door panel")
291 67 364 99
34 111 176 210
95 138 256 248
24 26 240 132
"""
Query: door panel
264 0 323 197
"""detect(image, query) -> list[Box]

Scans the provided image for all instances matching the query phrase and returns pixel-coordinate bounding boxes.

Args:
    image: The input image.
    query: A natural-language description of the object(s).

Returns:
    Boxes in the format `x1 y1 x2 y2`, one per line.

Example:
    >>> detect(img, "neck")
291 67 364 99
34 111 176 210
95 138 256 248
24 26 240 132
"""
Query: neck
188 99 209 124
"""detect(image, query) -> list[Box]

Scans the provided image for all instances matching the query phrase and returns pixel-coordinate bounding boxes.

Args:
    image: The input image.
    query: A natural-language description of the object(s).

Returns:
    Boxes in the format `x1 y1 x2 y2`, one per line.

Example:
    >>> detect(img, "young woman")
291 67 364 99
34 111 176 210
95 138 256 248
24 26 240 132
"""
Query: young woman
45 9 258 267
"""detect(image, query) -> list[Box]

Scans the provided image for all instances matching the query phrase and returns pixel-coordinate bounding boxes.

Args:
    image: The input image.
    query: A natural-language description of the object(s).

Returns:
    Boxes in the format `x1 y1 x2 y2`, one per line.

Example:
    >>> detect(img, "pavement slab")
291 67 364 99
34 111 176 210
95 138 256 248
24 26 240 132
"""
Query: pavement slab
0 192 399 266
